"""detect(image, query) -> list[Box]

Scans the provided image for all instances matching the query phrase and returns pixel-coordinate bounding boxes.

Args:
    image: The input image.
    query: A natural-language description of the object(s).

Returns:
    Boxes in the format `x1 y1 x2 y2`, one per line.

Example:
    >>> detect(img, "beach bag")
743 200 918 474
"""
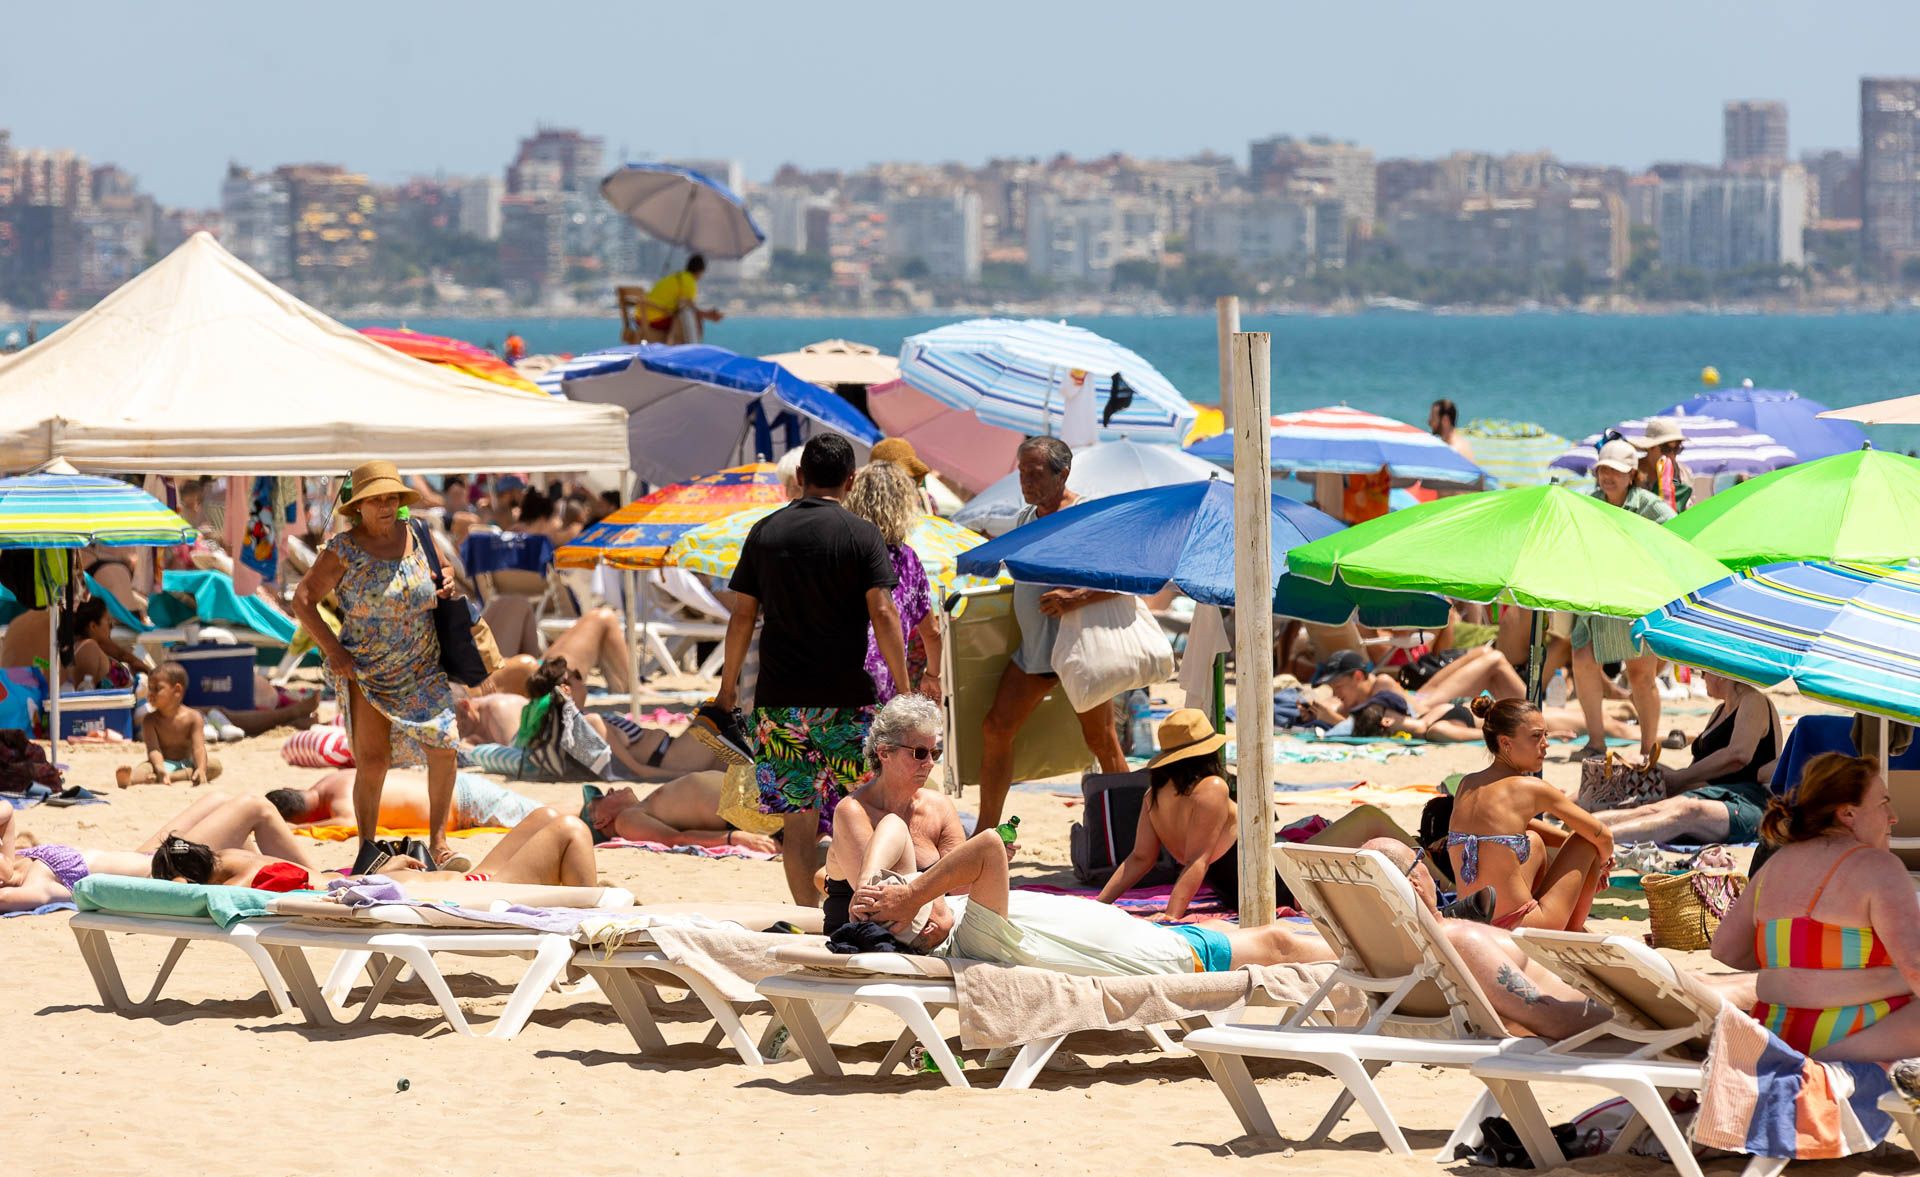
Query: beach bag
1069 771 1177 886
718 762 782 836
0 727 60 792
1576 747 1664 812
412 520 500 687
1644 865 1746 951
1049 595 1175 713
281 725 353 768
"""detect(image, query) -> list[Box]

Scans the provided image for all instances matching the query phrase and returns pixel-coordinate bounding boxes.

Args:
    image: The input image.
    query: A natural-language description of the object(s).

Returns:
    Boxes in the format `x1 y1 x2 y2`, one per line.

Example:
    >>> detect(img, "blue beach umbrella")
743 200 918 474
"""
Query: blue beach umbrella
898 318 1195 445
599 163 765 259
1633 561 1920 724
548 343 880 486
956 478 1449 627
1659 386 1866 462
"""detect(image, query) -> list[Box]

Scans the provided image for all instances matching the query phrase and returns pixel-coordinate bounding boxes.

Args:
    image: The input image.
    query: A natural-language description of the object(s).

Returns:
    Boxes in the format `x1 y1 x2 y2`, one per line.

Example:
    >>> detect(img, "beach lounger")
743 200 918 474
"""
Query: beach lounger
1878 1093 1920 1164
68 876 297 1016
1183 844 1516 1157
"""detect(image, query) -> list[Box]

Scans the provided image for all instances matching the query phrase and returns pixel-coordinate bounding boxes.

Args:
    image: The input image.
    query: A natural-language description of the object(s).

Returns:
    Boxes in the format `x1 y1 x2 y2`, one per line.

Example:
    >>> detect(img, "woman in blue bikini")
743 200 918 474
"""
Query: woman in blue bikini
1447 696 1615 931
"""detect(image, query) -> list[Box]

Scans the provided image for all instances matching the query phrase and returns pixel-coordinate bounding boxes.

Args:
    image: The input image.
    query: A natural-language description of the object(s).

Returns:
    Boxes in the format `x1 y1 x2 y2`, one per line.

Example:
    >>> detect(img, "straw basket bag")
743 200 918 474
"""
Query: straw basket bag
1643 866 1746 951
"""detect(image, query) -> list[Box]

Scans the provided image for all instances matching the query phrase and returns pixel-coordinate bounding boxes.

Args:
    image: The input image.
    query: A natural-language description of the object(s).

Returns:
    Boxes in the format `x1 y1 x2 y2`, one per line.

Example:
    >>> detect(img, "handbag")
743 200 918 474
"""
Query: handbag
1643 865 1746 950
411 520 499 687
1049 594 1175 713
1575 746 1664 811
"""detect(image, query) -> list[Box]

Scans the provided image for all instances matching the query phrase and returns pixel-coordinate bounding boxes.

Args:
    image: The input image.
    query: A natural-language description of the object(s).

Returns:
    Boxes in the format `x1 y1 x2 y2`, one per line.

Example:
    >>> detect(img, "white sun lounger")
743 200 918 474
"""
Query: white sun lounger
1183 844 1517 1158
1878 1092 1920 1164
69 911 295 1016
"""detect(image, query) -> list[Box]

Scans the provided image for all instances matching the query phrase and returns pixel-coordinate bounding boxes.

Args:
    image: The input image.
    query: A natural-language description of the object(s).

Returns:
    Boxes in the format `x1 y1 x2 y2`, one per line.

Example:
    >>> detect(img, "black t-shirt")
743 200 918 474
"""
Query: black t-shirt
728 497 897 708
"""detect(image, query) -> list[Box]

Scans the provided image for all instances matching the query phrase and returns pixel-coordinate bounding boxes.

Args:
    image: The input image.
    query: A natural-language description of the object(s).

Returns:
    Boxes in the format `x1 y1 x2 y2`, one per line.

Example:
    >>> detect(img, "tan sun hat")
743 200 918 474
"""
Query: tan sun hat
1144 708 1229 771
336 460 419 515
869 437 931 480
1638 418 1684 449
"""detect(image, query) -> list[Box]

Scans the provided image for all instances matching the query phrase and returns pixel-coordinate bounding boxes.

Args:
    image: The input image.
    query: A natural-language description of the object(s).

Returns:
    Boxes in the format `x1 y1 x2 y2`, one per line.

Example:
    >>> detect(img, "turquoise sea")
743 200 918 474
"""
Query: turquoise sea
12 310 1920 451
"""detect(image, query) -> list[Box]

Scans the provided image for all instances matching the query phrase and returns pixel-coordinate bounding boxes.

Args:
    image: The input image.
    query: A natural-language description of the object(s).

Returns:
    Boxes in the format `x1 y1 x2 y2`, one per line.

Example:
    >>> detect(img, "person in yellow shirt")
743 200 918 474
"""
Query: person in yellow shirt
643 254 725 343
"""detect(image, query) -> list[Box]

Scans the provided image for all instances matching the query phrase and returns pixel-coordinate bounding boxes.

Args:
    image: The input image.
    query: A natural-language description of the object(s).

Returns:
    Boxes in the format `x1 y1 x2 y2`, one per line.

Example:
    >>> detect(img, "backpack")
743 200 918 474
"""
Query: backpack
1069 770 1179 886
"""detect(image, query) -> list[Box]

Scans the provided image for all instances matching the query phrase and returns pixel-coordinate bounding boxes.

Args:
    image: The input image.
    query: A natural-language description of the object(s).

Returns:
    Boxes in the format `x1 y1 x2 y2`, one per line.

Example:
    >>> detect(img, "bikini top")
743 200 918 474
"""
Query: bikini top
1753 845 1892 970
1445 831 1532 885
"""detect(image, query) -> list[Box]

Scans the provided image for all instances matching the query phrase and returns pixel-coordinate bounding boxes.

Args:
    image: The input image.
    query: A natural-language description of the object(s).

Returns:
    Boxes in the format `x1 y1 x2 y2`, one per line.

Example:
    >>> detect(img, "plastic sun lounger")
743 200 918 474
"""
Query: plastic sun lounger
1182 844 1519 1158
68 911 296 1016
1878 1093 1920 1165
755 944 1194 1091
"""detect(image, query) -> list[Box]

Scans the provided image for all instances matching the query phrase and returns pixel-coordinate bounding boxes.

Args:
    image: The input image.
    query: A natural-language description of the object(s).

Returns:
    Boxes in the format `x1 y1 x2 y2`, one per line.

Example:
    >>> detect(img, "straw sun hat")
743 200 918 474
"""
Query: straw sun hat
336 460 419 516
1144 708 1228 771
869 437 931 480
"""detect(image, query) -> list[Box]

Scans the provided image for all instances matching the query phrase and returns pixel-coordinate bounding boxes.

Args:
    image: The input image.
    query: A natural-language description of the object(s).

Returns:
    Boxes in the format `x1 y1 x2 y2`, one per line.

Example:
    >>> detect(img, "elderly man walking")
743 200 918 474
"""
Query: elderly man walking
701 434 909 905
975 436 1129 831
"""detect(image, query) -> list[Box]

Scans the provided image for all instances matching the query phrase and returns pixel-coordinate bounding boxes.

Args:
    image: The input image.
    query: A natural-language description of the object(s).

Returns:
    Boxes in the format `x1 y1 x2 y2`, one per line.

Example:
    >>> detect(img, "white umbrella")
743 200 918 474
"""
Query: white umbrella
760 340 899 387
952 438 1230 537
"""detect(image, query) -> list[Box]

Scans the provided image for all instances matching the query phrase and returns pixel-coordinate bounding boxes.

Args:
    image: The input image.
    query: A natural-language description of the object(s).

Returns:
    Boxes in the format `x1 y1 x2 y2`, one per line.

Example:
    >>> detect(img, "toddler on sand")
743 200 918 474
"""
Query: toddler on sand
116 662 221 786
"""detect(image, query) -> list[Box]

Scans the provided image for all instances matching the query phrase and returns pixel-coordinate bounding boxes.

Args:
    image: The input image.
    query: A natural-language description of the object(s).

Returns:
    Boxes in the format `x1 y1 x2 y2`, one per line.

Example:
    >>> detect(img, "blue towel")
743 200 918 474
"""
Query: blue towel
2 900 77 918
149 570 296 644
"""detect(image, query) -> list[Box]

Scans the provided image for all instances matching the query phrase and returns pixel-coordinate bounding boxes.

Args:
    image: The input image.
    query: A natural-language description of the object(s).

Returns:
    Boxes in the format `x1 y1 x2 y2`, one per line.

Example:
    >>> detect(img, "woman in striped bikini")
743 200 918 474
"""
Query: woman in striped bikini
1712 752 1920 1061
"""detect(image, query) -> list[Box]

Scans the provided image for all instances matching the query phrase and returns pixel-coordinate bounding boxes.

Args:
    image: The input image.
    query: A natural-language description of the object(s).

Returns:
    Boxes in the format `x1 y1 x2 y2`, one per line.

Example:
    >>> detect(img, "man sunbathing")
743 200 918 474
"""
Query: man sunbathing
268 768 544 833
579 774 780 855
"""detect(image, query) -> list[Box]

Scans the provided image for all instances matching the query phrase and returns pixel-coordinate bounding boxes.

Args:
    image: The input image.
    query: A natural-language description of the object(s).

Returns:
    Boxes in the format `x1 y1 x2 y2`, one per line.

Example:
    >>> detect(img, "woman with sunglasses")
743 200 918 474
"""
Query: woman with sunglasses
822 694 969 942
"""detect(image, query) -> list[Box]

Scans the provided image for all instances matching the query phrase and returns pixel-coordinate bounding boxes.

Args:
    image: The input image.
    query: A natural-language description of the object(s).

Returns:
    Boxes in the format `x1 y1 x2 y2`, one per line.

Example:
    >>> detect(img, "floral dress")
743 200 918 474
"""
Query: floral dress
864 542 931 702
325 531 458 766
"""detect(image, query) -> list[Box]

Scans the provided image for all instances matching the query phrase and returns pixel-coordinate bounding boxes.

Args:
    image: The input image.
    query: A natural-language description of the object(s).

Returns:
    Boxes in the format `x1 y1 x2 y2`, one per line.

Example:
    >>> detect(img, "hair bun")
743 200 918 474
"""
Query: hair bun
1468 694 1497 720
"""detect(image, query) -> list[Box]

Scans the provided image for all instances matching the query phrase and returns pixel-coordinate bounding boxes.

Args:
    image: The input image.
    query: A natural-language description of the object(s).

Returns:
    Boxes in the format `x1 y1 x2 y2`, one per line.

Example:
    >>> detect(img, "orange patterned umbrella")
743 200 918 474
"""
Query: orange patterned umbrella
554 463 788 569
360 326 545 395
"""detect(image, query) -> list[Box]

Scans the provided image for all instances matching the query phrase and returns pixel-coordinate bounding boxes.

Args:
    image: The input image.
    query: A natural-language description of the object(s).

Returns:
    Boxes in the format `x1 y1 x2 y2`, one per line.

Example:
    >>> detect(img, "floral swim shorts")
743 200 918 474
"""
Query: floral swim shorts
751 706 874 815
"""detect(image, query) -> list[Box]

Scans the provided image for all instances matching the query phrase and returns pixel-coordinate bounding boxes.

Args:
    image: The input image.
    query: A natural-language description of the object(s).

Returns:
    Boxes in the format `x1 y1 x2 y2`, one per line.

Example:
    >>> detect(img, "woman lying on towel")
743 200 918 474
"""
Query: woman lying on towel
1446 697 1613 932
154 807 600 892
580 772 781 855
1345 694 1640 746
0 791 319 911
1711 753 1920 1061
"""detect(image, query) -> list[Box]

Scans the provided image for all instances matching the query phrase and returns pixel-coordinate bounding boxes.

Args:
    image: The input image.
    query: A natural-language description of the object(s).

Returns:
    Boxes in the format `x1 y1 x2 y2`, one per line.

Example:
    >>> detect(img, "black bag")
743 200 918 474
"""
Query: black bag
1069 771 1179 886
411 520 489 687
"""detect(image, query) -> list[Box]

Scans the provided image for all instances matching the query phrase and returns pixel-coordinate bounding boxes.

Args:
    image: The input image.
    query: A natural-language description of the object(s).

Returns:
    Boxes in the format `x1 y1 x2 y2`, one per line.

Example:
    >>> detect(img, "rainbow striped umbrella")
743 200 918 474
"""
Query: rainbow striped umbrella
360 327 545 395
669 507 1005 595
0 471 195 549
1459 419 1574 488
554 464 786 570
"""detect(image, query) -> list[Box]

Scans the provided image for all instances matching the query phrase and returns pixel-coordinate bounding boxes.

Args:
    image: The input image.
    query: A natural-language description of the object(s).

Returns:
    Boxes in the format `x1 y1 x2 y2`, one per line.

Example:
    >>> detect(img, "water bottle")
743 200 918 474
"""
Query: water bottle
1128 690 1155 758
1544 670 1569 709
996 815 1020 844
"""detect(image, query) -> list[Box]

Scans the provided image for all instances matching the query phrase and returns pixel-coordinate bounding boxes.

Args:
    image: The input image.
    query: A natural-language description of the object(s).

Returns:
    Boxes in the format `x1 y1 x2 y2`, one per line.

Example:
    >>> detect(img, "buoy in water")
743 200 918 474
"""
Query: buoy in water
1700 366 1721 387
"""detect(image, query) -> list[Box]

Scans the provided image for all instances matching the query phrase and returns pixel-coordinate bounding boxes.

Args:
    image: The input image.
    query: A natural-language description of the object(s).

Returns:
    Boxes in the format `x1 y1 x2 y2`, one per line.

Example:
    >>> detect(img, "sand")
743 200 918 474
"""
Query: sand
0 686 1873 1177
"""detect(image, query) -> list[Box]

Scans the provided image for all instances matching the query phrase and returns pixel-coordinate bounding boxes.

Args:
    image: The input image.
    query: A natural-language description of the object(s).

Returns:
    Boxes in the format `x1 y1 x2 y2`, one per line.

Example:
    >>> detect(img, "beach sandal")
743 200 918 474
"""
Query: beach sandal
1437 887 1497 923
1569 742 1608 762
1661 728 1688 751
434 850 474 874
1893 1058 1920 1107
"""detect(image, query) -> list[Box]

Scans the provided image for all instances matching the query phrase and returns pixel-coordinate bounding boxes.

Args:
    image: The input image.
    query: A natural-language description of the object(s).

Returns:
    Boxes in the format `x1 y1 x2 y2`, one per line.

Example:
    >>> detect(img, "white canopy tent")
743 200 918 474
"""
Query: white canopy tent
0 232 627 475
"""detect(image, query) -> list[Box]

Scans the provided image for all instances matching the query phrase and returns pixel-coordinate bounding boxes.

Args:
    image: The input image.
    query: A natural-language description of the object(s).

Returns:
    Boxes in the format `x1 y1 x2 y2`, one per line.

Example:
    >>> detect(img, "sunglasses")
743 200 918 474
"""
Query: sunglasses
890 742 944 762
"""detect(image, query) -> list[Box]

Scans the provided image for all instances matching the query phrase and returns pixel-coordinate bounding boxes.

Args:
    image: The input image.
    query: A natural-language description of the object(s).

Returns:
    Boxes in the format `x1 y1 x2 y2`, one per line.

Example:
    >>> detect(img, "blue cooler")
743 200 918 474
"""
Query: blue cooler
57 688 136 740
167 642 255 711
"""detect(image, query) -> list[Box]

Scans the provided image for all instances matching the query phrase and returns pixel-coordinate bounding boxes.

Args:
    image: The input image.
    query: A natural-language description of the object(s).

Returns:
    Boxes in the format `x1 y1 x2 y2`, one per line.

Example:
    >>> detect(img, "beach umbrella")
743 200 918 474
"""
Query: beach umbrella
360 327 545 395
544 343 880 486
1459 419 1573 488
951 438 1229 536
865 378 1025 495
555 463 787 571
1664 449 1920 571
1818 390 1920 427
1184 405 1225 447
957 478 1448 627
599 163 765 259
669 506 1002 596
1550 415 1794 477
897 318 1196 445
760 340 899 388
1285 485 1730 619
0 467 195 752
1187 405 1488 488
1633 561 1920 725
1660 386 1866 461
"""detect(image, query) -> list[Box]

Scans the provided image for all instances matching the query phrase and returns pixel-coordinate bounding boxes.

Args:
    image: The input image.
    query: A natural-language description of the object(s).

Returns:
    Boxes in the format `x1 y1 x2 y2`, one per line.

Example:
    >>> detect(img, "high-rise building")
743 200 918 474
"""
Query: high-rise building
1025 192 1118 287
1725 101 1789 168
455 175 504 240
0 129 12 205
219 164 293 280
1862 77 1920 276
274 164 375 275
1655 168 1807 273
11 148 92 209
498 194 567 300
1801 149 1862 221
882 191 981 282
762 186 831 254
1189 194 1315 267
1247 135 1375 232
507 127 604 196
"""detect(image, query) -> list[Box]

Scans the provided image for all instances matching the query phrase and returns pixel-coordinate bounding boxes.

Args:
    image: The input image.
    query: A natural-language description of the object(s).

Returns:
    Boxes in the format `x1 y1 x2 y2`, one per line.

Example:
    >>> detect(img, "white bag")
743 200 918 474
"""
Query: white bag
1049 594 1175 713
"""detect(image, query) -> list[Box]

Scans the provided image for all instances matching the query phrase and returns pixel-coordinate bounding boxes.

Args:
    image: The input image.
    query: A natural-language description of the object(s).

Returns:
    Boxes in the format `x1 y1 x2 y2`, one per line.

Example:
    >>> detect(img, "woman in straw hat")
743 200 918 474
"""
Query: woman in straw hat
291 461 466 876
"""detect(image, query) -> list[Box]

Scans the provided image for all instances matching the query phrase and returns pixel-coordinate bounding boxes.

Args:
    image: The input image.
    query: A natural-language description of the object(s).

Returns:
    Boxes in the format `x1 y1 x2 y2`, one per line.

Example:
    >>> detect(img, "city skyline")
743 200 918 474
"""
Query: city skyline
7 1 1920 207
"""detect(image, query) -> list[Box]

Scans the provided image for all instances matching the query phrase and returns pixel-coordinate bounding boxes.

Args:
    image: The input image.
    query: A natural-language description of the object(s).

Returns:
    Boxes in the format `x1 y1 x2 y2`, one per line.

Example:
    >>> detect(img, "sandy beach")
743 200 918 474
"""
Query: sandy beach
1 681 1823 1177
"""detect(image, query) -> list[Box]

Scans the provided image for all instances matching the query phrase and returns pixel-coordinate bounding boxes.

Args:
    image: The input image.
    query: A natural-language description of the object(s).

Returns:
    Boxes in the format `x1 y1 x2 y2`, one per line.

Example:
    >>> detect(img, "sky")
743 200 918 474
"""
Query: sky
7 0 1920 207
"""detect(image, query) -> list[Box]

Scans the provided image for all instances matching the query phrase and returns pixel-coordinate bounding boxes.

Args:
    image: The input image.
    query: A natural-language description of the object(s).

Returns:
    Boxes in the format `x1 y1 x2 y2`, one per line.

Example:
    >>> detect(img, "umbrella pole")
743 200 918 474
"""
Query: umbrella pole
1524 607 1548 706
1211 650 1227 733
618 470 641 708
1229 332 1277 928
48 594 61 762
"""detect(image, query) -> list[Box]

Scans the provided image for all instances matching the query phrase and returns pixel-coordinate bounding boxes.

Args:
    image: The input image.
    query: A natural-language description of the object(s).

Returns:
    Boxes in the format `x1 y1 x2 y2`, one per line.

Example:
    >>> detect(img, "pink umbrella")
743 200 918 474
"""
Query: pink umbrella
867 379 1024 494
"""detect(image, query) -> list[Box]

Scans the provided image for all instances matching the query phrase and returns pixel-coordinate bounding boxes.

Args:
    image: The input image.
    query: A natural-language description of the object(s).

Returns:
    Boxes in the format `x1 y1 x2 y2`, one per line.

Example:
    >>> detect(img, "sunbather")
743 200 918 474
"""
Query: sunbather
1592 673 1782 845
58 596 151 687
1446 696 1613 931
481 606 635 696
459 657 719 781
1345 696 1639 745
1310 647 1525 721
854 828 1334 975
579 773 781 855
267 768 545 832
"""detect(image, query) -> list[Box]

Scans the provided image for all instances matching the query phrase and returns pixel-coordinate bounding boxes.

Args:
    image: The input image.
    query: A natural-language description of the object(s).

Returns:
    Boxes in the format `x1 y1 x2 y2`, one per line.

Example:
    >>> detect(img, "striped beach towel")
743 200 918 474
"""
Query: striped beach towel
1694 1003 1893 1160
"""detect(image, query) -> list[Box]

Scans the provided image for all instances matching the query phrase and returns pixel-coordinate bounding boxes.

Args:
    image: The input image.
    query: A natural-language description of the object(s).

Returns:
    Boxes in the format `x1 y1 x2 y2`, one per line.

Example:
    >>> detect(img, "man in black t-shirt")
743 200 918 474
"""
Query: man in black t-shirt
710 434 908 905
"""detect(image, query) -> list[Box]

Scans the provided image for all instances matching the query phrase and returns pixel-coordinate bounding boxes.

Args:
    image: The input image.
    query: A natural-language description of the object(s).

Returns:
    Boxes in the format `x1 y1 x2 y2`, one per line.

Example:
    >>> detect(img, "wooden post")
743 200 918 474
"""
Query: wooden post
1230 331 1277 927
1215 296 1241 428
617 469 641 713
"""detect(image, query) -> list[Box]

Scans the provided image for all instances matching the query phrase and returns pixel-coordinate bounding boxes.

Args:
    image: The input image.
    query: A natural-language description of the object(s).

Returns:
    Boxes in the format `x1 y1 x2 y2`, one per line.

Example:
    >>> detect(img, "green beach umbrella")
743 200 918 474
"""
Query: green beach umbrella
1285 484 1730 618
1664 449 1920 572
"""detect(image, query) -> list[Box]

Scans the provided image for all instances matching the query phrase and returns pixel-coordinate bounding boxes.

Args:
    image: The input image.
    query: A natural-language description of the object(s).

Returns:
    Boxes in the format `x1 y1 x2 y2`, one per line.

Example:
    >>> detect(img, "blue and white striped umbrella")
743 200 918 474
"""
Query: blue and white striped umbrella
600 164 765 259
1551 415 1794 477
898 319 1194 444
1633 561 1920 724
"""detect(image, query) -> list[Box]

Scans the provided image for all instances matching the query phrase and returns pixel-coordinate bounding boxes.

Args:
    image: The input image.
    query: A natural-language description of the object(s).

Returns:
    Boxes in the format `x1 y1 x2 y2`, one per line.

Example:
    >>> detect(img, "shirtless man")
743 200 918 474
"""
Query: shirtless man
1310 647 1525 720
267 768 543 832
579 773 780 855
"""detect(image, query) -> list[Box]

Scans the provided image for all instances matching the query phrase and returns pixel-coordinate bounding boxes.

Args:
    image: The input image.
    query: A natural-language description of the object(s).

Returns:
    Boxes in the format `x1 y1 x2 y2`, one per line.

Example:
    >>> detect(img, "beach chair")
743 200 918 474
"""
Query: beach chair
1182 844 1517 1157
1878 1093 1920 1164
68 876 298 1016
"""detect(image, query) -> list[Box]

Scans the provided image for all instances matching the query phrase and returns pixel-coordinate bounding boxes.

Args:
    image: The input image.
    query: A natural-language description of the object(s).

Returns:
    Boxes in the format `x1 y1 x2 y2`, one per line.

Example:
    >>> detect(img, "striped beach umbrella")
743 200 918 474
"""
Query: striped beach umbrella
669 506 1003 595
1459 419 1573 488
1551 415 1794 477
1188 405 1488 487
555 463 786 570
898 318 1195 445
360 327 545 395
1634 561 1920 725
1666 386 1866 461
0 470 196 549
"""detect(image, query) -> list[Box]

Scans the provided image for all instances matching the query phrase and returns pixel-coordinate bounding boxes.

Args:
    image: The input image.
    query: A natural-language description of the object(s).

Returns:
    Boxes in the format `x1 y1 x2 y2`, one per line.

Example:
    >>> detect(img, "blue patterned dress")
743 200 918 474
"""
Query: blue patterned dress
326 531 458 766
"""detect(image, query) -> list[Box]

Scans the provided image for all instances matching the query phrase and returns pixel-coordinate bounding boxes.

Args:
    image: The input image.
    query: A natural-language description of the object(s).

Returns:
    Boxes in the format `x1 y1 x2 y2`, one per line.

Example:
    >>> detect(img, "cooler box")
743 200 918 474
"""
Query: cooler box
167 642 254 711
57 688 135 740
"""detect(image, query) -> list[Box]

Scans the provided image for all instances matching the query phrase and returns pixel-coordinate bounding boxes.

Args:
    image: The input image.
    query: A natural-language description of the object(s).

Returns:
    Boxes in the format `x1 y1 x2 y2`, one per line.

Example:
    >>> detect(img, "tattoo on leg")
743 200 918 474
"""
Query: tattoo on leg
1495 962 1544 1006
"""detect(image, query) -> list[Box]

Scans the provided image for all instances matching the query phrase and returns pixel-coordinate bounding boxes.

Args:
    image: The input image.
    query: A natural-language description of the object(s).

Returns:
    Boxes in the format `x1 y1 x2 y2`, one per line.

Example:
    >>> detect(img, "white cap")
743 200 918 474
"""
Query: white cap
1594 439 1640 474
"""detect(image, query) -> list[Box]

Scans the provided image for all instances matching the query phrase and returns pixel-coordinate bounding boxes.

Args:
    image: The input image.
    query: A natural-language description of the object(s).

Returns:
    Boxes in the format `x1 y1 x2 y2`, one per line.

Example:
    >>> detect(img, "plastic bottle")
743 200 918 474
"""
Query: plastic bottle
996 815 1020 845
1128 689 1155 758
1544 670 1569 709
